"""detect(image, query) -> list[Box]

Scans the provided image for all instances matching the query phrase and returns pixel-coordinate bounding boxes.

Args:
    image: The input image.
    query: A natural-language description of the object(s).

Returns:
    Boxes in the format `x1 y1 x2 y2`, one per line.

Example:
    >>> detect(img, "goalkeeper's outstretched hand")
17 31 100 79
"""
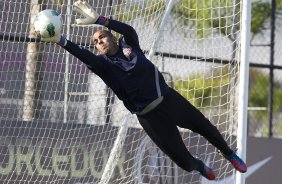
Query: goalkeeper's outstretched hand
41 35 67 46
73 0 99 25
40 34 61 43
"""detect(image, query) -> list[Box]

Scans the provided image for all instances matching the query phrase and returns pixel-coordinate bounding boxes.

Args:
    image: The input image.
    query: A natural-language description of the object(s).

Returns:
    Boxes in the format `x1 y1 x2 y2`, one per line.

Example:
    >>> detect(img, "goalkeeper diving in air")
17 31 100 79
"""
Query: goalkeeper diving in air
40 1 247 180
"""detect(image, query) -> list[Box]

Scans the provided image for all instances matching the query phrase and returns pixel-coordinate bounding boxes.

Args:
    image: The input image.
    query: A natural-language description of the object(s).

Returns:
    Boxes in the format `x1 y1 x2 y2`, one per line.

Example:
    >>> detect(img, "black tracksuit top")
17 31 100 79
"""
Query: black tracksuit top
63 19 169 113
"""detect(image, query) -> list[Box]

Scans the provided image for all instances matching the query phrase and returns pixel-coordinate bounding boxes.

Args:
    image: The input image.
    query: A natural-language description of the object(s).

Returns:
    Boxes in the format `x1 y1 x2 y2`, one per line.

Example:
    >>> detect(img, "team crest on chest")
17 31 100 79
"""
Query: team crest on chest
123 47 132 60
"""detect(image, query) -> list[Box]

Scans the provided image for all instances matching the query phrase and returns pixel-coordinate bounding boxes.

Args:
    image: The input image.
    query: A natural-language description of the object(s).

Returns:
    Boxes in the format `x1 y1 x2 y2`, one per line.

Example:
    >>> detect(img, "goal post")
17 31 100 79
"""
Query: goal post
236 0 252 183
0 0 251 184
99 112 130 184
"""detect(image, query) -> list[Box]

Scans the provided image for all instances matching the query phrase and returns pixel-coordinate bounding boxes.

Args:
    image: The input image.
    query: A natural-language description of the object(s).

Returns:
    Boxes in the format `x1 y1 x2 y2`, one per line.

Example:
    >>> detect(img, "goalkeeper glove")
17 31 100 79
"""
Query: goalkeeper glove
41 35 67 46
73 0 99 25
41 33 61 43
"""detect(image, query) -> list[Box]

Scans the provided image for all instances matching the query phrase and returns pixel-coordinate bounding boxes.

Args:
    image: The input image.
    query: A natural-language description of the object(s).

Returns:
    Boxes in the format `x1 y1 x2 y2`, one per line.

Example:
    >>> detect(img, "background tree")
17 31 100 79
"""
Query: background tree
113 0 166 22
172 0 282 39
248 69 282 136
171 0 282 136
174 67 230 109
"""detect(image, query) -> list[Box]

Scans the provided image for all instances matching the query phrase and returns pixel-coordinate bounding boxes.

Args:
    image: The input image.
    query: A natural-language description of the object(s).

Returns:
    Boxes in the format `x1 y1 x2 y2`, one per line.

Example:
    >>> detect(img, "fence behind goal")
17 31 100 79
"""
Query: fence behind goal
0 0 249 183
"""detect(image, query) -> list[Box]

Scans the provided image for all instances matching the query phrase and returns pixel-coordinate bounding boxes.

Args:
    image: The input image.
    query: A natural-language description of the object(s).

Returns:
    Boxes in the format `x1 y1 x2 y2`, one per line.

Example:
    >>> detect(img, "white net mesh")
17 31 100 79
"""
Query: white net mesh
0 0 244 183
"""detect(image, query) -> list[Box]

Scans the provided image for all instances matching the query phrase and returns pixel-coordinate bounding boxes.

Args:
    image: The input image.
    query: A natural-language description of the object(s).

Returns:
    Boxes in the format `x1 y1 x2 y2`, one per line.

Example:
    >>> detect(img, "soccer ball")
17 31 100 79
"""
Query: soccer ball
33 9 61 38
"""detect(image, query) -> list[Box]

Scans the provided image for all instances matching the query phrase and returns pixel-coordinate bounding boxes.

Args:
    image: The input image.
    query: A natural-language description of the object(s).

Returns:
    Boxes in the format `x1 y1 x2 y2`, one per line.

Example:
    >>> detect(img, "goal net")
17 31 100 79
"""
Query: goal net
0 0 247 183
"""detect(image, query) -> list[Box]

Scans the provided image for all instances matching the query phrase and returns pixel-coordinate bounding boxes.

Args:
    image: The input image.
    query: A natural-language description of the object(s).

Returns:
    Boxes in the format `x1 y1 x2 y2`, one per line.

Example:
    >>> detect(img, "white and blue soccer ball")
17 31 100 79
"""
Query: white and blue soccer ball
33 9 61 38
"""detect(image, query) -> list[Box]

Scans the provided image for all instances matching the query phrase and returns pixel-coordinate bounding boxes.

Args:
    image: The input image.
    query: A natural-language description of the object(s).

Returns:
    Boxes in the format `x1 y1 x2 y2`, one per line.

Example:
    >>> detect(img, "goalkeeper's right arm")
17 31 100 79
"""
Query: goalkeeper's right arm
39 28 107 76
61 39 107 76
41 35 67 46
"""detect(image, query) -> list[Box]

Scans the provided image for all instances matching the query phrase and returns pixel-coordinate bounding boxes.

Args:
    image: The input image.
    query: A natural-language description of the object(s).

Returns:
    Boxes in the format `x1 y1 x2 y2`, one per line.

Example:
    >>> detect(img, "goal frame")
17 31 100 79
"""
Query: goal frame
0 0 252 183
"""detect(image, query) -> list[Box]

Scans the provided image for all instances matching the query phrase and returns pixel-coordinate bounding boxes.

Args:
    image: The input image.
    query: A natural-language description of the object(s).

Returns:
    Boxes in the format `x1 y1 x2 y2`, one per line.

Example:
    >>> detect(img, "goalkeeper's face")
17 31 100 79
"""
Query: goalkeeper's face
93 30 118 55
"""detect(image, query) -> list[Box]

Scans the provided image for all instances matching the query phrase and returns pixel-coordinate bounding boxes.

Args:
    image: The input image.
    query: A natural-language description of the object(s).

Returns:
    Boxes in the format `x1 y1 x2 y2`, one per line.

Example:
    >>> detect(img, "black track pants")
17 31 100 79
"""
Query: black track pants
137 88 233 172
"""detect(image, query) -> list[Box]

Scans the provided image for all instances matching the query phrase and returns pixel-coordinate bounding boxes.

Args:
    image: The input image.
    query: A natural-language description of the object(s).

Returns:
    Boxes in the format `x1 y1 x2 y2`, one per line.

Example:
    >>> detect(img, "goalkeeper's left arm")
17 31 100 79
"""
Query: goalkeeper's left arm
96 17 141 50
73 0 141 50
